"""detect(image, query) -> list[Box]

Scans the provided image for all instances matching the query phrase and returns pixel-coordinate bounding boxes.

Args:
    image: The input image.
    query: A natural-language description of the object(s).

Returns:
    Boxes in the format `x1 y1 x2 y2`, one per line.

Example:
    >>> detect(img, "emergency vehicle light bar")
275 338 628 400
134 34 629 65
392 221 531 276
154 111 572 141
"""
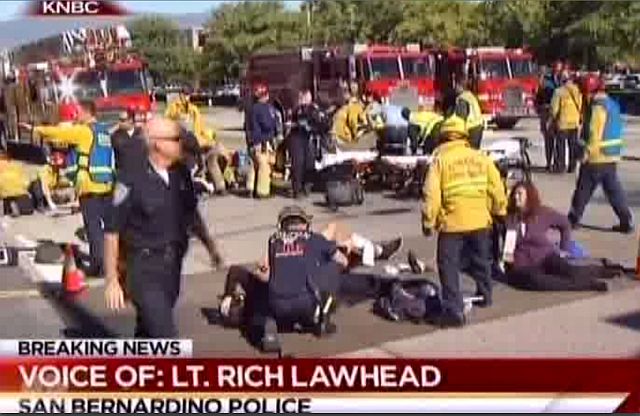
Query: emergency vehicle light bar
468 47 507 55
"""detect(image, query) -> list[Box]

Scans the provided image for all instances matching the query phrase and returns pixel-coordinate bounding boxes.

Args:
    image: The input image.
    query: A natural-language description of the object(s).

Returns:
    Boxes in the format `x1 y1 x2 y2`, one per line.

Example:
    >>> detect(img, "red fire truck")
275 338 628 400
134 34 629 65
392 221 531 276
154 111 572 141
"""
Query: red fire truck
0 24 154 149
462 47 538 129
242 43 436 122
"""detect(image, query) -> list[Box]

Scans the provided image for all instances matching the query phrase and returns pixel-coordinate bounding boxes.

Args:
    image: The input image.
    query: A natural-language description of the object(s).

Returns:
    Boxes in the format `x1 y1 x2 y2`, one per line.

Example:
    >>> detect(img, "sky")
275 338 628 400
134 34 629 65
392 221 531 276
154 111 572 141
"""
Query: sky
0 0 303 21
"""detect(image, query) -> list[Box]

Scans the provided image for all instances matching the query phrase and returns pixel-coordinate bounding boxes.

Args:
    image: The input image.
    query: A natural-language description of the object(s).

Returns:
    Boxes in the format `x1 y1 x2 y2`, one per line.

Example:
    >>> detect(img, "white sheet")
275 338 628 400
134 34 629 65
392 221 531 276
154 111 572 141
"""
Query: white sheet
316 138 524 170
315 148 378 170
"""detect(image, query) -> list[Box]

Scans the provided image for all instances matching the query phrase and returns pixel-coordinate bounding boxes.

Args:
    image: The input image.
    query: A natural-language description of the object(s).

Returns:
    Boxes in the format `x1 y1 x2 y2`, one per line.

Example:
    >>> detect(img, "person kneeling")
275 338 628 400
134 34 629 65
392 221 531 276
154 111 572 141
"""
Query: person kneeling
0 156 34 217
219 205 402 353
504 181 620 292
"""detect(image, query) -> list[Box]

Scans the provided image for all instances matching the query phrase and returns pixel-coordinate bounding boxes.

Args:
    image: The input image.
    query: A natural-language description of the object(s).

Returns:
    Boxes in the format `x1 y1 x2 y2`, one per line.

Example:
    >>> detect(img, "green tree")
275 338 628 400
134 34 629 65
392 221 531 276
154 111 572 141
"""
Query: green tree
202 1 305 81
129 16 200 84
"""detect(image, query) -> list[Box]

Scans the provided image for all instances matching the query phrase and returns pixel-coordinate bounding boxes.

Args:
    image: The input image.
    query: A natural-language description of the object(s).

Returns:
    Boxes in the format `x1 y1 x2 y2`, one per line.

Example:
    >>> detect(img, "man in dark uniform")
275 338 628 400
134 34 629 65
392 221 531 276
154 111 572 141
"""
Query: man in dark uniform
111 107 146 175
289 90 319 199
104 117 224 338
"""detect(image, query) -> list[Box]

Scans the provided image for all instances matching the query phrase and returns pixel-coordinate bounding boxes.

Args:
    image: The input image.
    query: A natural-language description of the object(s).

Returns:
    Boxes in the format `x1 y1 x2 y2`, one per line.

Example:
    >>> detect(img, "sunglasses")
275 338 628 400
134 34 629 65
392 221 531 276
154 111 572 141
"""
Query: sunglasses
154 135 181 142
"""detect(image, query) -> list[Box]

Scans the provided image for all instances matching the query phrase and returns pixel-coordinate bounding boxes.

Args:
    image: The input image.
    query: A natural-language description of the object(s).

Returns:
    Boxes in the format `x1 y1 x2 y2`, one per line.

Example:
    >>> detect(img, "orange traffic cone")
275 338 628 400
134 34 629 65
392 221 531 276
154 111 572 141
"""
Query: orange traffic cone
62 244 86 294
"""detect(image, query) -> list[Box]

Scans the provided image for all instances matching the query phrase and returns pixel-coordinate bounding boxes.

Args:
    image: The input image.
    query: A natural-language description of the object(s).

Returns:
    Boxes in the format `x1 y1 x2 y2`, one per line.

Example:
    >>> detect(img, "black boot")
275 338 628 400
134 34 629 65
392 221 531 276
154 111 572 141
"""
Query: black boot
260 318 281 354
376 237 403 261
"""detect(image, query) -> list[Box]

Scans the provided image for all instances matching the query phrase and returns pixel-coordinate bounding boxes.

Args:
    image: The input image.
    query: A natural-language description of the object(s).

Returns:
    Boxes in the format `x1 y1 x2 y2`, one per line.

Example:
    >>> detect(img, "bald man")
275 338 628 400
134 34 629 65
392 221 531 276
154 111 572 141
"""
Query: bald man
104 117 224 338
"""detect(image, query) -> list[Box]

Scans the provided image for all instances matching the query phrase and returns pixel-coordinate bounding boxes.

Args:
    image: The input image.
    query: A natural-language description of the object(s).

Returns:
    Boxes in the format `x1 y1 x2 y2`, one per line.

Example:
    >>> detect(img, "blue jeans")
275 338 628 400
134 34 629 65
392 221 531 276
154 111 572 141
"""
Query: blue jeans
569 163 632 226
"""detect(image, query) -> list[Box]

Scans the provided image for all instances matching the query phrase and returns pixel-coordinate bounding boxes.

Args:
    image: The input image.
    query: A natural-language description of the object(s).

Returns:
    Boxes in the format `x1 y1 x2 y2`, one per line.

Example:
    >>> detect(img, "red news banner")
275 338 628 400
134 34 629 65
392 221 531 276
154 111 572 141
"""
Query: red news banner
1 358 640 412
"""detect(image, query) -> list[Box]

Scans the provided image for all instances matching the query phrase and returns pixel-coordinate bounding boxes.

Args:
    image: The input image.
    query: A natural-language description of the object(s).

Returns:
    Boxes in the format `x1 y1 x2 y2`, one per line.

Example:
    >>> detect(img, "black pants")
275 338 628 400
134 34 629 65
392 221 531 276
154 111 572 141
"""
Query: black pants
555 128 578 172
437 229 492 317
539 107 554 169
468 125 484 149
288 132 311 196
507 253 616 291
380 126 409 155
2 194 34 217
128 244 185 338
224 263 394 343
569 163 632 227
28 179 46 210
79 194 111 277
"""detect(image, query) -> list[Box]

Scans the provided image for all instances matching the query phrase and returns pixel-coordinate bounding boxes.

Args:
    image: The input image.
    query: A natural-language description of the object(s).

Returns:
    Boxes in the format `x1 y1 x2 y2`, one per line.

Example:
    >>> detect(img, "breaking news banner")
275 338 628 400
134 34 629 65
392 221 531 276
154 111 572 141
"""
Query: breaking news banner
0 344 636 413
0 339 193 358
25 0 129 17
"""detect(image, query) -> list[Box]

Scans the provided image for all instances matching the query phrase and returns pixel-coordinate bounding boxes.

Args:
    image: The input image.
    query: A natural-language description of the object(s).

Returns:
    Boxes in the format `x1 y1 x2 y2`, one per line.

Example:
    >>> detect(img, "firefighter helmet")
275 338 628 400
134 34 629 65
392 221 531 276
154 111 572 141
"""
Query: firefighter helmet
582 74 604 94
277 205 313 231
439 115 468 139
58 103 79 123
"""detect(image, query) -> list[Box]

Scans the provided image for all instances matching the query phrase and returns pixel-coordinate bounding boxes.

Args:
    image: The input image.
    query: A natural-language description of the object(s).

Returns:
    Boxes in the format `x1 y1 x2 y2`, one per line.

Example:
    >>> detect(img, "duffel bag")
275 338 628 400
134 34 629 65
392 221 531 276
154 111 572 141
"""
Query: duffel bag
325 179 364 211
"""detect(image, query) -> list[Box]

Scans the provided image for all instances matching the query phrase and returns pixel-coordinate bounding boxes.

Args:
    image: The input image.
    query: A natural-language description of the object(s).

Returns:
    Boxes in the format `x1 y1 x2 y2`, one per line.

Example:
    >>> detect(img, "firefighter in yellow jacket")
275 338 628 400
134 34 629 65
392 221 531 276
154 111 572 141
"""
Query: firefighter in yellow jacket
334 90 366 144
422 115 507 327
408 101 443 154
165 88 228 192
454 83 484 149
0 155 33 217
20 101 114 277
550 72 583 173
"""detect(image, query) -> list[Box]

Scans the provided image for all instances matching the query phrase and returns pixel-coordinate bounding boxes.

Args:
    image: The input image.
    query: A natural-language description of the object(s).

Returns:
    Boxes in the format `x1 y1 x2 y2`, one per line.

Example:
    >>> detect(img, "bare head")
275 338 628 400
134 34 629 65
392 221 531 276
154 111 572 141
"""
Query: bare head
144 117 182 167
78 101 97 124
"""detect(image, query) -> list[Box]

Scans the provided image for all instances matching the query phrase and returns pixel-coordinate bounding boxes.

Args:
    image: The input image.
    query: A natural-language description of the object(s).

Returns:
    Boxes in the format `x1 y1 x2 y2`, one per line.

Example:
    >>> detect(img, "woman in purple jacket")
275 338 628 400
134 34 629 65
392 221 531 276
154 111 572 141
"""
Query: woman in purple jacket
505 181 618 291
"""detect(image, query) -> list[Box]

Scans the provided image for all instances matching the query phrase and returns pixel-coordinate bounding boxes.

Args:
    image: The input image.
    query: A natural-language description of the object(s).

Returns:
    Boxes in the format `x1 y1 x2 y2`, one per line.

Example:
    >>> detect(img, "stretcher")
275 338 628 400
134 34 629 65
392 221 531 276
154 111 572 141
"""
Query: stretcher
313 137 531 196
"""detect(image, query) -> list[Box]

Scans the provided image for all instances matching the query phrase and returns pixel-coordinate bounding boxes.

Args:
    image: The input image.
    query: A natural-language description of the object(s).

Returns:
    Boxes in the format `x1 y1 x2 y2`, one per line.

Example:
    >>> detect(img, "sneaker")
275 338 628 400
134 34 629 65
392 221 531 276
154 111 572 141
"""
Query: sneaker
376 237 403 261
260 319 281 353
568 214 580 230
473 292 492 308
592 281 609 292
612 224 635 234
438 312 466 328
373 297 401 321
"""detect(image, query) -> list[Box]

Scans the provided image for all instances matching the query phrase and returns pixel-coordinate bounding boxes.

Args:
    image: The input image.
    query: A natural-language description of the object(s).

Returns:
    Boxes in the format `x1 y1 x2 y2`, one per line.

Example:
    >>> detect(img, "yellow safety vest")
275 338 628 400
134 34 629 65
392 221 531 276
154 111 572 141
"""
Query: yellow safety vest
410 110 444 138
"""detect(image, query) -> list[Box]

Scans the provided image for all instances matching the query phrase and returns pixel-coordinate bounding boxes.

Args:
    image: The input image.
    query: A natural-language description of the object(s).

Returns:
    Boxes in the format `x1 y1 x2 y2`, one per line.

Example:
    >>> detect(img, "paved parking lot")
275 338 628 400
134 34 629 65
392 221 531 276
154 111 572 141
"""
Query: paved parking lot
1 110 640 357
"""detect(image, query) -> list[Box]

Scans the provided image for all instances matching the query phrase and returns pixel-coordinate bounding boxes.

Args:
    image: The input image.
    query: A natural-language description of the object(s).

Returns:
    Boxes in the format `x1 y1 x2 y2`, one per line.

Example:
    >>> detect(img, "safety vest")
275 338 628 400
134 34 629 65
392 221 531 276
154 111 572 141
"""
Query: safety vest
64 122 115 185
410 110 443 139
587 96 623 158
458 91 483 129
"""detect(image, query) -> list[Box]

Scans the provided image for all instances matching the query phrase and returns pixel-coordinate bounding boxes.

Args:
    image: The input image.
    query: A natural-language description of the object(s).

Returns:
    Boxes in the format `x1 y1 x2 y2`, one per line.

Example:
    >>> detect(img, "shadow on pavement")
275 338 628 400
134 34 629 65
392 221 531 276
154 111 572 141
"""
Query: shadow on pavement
38 283 119 338
605 310 640 332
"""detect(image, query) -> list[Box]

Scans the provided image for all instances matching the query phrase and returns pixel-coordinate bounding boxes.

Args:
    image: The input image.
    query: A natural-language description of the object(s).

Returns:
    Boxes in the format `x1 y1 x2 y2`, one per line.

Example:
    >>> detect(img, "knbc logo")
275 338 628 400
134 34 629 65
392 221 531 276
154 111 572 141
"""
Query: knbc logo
26 0 129 17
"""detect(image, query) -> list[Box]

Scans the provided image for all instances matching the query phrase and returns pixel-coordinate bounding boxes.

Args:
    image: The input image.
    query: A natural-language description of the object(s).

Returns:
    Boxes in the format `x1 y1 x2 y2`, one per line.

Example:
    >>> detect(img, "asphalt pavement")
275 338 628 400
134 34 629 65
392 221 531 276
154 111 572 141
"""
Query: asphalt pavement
1 110 640 357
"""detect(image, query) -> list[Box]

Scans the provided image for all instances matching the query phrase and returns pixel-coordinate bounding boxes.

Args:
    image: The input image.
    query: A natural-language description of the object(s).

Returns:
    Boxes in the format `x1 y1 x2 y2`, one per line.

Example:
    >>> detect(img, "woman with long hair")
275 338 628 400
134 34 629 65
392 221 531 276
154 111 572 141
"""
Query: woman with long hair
505 181 619 291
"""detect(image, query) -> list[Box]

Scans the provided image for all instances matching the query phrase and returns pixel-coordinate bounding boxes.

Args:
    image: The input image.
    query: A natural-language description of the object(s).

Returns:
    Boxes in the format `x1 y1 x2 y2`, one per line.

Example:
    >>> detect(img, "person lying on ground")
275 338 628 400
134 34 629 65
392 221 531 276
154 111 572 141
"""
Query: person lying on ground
218 205 402 350
504 181 621 292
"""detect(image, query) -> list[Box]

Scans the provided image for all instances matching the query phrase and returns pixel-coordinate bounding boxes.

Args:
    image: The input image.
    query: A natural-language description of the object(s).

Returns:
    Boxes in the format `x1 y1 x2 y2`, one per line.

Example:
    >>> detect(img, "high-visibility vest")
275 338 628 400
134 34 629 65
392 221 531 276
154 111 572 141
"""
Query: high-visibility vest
410 110 443 138
458 90 483 129
587 96 623 159
64 122 115 185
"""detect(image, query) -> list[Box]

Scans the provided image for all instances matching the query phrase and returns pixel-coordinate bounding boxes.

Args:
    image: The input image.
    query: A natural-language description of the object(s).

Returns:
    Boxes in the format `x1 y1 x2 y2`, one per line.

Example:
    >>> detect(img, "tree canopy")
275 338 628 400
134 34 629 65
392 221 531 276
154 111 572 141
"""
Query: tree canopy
128 0 640 84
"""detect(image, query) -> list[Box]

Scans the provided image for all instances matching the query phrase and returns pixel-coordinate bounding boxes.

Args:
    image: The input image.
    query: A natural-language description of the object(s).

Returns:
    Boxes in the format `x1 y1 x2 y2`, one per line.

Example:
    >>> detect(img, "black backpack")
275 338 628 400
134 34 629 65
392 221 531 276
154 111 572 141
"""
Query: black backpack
322 161 364 211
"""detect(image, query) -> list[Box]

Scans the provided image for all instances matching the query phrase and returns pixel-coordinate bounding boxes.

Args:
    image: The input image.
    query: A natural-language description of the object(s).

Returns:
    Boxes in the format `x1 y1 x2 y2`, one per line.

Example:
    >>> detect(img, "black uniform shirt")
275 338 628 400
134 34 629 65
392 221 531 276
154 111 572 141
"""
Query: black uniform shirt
105 160 198 251
111 127 147 175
